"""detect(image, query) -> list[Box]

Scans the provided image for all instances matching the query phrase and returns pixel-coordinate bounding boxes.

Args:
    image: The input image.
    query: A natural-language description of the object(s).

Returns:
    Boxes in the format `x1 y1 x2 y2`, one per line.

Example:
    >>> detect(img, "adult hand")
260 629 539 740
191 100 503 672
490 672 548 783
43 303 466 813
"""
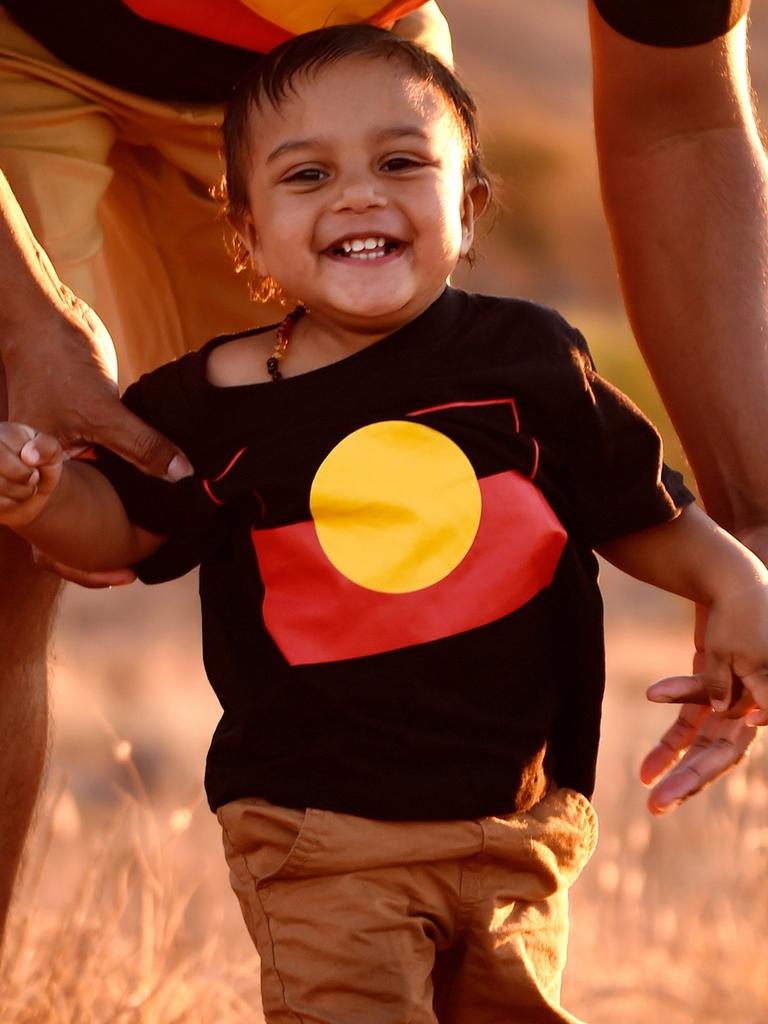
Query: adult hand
390 2 453 66
1 279 192 483
641 524 768 814
641 675 759 815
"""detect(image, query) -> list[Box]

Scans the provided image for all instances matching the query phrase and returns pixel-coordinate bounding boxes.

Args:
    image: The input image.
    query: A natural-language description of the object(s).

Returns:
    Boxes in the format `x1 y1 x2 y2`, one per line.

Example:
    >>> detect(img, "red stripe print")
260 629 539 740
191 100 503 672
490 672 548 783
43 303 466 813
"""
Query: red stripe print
408 397 520 422
202 446 248 506
120 0 291 51
529 438 540 480
251 470 566 665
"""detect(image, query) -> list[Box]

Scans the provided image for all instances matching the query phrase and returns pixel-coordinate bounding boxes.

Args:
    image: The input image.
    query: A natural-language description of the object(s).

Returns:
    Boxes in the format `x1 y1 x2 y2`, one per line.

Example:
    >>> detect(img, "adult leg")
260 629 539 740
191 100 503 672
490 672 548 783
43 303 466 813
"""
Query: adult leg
0 29 117 312
0 363 61 942
100 103 282 382
0 18 117 946
589 1 768 809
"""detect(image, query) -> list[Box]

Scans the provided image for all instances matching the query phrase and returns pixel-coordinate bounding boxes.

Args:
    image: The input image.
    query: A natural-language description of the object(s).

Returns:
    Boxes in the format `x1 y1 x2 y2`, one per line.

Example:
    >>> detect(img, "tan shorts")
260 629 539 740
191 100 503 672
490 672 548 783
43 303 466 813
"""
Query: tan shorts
218 787 597 1024
0 7 279 386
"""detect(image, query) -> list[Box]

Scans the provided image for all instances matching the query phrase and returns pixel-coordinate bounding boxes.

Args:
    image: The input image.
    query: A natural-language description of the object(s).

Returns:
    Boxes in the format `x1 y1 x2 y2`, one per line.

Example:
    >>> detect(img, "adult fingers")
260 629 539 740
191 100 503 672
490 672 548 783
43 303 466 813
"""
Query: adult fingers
85 403 193 482
647 675 710 706
646 716 756 815
639 702 711 785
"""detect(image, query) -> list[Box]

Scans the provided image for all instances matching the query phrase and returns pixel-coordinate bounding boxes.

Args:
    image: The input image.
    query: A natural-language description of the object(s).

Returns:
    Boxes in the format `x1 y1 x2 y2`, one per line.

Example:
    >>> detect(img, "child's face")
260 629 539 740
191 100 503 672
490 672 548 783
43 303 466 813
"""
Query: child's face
237 56 481 333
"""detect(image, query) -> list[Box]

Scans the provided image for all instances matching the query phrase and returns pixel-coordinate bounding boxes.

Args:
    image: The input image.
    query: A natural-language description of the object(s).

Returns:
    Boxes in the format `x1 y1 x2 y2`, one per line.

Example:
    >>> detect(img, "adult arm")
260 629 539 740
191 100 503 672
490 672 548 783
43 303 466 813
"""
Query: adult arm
0 171 191 482
589 3 768 534
589 3 768 809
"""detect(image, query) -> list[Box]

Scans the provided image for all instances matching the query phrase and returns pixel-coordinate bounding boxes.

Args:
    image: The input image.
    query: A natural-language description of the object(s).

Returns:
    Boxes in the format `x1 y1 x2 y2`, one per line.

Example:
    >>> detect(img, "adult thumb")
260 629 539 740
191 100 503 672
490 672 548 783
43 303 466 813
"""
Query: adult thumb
94 405 193 481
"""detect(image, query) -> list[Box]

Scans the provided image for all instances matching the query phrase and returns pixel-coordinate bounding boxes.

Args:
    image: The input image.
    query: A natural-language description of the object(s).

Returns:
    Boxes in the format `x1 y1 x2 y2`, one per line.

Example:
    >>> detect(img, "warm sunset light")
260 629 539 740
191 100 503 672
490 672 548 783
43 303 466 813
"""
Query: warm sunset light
2 2 767 1023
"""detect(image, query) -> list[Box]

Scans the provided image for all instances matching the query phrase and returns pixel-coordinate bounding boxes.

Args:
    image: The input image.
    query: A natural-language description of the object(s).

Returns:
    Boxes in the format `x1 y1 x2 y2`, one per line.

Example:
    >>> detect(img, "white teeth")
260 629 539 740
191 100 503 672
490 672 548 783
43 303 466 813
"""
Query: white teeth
339 236 389 253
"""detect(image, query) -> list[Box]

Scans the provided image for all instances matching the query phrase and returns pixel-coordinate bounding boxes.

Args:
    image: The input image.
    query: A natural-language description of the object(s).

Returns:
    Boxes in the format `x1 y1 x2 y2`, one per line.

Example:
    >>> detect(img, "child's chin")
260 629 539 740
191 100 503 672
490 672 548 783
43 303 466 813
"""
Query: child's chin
332 289 414 323
352 299 402 317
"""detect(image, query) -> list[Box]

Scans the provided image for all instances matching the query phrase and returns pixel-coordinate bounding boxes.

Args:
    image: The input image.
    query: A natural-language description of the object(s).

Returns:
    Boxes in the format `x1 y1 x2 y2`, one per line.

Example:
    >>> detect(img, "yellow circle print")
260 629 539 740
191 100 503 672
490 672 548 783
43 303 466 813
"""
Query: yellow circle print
309 421 482 594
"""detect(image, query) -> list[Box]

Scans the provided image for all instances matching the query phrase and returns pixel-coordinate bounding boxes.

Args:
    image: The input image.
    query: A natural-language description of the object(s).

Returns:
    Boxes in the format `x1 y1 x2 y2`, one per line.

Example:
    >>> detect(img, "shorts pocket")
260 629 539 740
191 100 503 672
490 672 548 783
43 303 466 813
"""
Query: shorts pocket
529 786 599 885
217 798 322 886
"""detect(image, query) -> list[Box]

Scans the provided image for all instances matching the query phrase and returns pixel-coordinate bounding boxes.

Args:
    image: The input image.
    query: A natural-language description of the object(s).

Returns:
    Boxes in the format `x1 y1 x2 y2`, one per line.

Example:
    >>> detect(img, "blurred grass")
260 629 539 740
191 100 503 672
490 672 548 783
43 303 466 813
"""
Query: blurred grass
2 786 261 1022
2 578 765 1023
4 1 768 1018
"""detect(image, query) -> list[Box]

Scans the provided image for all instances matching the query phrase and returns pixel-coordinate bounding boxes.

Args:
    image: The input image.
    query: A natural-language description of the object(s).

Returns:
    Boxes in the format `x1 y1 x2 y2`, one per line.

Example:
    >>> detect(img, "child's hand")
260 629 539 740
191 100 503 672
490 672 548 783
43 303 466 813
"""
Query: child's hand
653 587 768 731
0 423 64 528
702 584 768 725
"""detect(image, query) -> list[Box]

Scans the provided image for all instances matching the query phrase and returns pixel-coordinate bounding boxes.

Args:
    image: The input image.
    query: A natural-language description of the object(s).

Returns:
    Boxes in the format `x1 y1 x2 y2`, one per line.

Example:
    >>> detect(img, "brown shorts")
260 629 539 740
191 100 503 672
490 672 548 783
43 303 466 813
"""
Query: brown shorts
218 787 598 1023
0 6 278 385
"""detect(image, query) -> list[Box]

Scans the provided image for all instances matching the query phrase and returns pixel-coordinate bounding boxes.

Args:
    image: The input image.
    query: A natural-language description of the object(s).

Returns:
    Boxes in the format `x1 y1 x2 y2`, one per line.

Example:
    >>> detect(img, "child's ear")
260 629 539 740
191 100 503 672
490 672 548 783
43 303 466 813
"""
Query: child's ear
228 213 268 277
459 178 491 258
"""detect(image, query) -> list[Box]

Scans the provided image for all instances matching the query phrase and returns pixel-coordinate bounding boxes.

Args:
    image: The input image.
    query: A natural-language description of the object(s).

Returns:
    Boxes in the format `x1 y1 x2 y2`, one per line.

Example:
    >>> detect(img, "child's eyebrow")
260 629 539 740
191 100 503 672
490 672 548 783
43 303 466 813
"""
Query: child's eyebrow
375 126 430 144
266 137 321 164
265 125 431 164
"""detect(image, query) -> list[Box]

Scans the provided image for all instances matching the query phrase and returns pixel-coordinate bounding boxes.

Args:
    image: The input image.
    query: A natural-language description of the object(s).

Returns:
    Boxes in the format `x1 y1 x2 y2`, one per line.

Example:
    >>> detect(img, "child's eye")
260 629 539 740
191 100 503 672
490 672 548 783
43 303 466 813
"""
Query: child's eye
282 167 328 184
380 156 424 173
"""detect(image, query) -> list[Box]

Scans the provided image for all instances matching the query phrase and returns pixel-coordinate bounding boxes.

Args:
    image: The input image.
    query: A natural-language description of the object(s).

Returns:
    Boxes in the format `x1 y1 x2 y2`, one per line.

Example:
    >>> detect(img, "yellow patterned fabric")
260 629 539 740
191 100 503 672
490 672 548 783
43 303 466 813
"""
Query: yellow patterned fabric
239 0 425 33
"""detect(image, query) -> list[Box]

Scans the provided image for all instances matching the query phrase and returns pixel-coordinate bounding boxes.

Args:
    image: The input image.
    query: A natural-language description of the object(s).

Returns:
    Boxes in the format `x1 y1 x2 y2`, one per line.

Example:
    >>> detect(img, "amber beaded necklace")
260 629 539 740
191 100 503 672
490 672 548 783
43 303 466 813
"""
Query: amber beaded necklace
266 304 307 382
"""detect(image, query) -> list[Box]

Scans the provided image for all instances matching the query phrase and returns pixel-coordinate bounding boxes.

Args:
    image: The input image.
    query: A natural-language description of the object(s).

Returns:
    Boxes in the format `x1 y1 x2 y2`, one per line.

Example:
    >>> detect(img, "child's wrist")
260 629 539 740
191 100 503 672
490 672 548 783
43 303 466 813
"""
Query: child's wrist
690 528 768 605
703 559 768 607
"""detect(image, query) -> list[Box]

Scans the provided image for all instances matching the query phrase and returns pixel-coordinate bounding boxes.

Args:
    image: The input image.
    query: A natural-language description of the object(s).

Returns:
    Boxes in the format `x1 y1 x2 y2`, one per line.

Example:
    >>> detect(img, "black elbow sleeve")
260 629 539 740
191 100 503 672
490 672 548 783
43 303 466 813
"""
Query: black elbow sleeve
592 0 750 47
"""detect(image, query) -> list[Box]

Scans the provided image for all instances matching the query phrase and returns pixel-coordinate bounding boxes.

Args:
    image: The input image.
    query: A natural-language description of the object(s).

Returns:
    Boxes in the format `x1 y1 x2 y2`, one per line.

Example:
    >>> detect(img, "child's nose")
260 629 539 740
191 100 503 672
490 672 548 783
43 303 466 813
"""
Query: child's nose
331 182 387 213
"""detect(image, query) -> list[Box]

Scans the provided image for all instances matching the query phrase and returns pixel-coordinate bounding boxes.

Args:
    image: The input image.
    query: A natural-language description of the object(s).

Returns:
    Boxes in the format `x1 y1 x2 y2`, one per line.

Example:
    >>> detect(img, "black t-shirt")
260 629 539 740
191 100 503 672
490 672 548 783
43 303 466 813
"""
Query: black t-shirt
93 288 694 818
2 1 751 102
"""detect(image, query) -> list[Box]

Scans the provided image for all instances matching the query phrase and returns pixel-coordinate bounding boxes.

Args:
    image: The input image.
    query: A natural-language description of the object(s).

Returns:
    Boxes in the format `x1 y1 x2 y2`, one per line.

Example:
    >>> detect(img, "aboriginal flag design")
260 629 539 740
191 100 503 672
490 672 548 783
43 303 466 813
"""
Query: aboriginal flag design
120 0 426 51
203 398 568 666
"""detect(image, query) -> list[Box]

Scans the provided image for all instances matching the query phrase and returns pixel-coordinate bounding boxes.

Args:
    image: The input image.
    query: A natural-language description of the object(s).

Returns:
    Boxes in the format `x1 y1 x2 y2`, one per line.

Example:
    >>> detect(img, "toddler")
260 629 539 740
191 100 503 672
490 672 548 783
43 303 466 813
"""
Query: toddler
2 25 767 1024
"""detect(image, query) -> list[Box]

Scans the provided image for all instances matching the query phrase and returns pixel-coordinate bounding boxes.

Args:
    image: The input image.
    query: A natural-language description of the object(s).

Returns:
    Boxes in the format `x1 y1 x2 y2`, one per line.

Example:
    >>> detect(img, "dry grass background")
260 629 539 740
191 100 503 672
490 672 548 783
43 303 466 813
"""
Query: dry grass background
3 1 768 1020
4 574 767 1022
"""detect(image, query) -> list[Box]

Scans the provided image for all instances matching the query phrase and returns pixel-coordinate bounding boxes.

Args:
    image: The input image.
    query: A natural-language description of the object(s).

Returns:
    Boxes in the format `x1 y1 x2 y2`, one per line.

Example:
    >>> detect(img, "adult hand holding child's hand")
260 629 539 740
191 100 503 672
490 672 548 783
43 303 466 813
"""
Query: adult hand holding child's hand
0 423 62 528
0 177 193 585
642 524 768 814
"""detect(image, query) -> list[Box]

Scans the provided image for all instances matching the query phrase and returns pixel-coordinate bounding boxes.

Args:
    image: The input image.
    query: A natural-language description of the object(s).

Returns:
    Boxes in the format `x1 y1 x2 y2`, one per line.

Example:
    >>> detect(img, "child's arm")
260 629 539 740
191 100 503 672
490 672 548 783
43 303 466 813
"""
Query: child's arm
598 504 768 724
0 423 164 570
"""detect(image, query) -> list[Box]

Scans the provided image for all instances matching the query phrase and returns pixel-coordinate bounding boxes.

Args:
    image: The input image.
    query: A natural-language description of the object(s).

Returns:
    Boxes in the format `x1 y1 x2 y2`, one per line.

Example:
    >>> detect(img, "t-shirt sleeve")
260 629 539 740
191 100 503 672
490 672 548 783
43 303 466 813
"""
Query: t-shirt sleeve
552 327 695 548
91 375 228 585
592 0 749 48
119 0 427 52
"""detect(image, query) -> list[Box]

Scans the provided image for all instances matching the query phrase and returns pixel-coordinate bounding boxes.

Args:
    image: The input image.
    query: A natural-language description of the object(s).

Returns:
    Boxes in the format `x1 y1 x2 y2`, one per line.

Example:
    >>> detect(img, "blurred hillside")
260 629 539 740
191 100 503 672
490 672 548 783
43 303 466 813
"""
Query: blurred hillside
446 0 768 312
441 0 767 468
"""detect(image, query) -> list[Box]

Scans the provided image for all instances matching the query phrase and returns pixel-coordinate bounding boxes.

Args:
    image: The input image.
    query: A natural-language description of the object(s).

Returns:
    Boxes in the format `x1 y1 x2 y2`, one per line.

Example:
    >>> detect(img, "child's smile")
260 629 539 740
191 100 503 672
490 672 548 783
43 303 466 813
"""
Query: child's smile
324 235 402 261
236 55 483 348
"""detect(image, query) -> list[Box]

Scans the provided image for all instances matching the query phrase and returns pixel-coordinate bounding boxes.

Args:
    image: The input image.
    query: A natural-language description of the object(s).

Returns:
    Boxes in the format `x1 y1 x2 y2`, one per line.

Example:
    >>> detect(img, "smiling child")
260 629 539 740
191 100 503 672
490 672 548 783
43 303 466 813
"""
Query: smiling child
2 25 768 1024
